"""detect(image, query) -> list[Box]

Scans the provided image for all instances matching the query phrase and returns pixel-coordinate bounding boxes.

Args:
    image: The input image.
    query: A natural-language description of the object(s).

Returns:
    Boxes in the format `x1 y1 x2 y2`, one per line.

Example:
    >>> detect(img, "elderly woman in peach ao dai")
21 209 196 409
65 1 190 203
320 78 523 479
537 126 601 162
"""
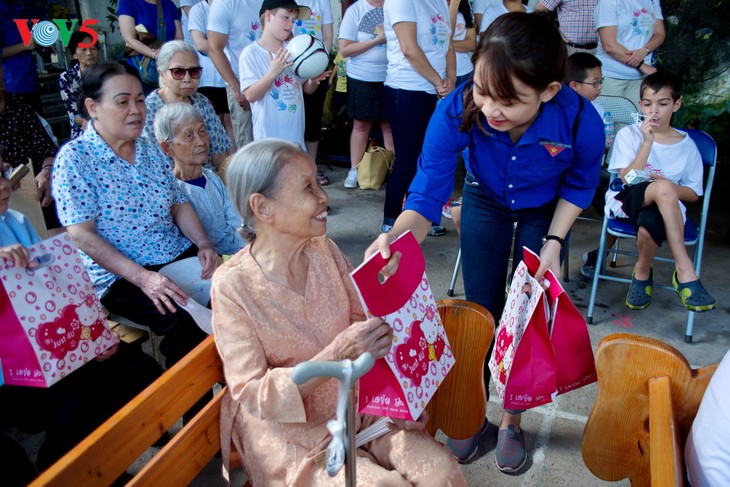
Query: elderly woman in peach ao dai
211 139 466 486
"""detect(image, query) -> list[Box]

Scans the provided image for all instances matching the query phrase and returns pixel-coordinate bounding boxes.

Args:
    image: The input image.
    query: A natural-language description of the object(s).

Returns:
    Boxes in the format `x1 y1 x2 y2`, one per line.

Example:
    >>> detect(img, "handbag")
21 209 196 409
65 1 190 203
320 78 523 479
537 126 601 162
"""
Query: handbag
352 231 455 420
357 141 394 190
488 247 596 410
124 0 166 86
0 233 116 388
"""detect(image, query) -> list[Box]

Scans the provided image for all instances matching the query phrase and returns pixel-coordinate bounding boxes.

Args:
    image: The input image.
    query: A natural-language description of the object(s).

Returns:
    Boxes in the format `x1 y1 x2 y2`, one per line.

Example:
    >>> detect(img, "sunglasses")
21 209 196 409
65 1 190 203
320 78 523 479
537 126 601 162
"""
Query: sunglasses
168 67 203 80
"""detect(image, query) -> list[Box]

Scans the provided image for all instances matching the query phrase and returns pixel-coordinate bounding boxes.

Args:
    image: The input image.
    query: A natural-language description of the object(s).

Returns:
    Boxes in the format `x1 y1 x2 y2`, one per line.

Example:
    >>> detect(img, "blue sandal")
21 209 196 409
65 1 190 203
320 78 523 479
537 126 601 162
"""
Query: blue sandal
672 272 716 312
626 267 653 310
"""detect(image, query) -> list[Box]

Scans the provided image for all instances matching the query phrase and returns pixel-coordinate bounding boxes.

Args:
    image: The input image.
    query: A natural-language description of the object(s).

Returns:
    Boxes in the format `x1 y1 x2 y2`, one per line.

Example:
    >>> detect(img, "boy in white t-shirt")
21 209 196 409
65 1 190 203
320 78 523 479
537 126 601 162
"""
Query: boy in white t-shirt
238 0 329 148
603 72 715 312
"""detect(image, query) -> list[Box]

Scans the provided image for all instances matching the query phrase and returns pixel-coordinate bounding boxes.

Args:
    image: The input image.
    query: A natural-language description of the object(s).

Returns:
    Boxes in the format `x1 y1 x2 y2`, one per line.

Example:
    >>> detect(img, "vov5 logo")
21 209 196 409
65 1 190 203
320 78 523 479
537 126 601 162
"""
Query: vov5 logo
13 19 99 48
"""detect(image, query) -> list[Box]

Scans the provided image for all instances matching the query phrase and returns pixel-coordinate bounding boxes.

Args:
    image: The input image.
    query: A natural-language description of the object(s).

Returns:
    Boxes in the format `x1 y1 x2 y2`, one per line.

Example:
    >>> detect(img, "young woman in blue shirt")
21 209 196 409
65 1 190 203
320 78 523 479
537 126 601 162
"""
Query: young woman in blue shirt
367 12 604 473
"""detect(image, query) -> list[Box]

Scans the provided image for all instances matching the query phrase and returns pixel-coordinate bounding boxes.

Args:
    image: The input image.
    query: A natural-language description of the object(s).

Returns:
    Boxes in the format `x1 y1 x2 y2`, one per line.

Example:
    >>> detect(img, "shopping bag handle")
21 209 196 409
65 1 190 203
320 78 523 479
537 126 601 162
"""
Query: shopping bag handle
350 231 425 316
522 247 564 300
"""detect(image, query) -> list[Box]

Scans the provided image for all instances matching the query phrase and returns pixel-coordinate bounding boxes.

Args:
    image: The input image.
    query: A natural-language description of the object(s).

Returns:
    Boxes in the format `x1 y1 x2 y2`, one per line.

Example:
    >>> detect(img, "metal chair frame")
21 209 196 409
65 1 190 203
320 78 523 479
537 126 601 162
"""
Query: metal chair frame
586 129 717 343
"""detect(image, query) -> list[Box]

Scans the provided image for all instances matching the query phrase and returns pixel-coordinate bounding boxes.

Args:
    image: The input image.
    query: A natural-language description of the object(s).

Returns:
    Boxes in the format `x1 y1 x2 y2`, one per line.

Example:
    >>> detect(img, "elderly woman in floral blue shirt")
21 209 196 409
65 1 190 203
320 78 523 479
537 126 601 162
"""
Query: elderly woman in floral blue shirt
52 62 221 368
142 41 232 170
58 30 99 139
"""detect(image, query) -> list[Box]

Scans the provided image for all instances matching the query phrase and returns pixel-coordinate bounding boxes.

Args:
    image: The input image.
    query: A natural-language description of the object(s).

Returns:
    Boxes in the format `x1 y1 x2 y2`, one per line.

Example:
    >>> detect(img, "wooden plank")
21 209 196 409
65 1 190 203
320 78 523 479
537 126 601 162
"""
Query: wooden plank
426 299 494 440
30 336 223 487
107 321 149 347
648 377 684 487
129 388 226 487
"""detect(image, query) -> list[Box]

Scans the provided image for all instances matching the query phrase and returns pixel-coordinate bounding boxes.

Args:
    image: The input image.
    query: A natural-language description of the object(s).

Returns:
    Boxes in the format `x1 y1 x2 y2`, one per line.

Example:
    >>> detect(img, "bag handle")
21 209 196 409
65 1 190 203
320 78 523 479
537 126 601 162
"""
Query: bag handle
522 247 564 301
350 231 425 316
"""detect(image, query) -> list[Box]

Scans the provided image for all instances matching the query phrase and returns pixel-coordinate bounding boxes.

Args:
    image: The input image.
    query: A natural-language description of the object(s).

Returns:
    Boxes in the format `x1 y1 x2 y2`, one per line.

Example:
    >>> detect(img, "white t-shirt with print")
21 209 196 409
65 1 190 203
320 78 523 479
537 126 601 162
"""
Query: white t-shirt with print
207 0 263 79
188 1 226 88
338 0 387 82
293 0 334 47
604 123 703 221
453 11 473 77
238 41 306 148
384 0 452 94
595 0 663 80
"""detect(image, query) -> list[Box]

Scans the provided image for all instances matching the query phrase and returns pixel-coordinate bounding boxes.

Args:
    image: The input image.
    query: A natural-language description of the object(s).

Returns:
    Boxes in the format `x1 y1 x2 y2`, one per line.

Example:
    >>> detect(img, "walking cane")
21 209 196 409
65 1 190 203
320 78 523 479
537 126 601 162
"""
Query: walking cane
291 352 375 487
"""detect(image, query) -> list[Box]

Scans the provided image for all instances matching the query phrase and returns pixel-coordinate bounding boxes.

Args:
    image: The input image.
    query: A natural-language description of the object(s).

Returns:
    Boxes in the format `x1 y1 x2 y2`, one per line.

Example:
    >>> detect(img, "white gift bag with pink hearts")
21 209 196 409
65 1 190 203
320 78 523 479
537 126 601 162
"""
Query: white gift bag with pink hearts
0 233 115 388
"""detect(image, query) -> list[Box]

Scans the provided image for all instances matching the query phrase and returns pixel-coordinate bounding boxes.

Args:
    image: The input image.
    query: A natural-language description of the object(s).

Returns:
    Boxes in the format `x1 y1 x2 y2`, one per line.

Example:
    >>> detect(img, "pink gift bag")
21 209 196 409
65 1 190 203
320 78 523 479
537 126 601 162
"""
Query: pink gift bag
351 231 455 421
0 233 116 388
488 247 596 410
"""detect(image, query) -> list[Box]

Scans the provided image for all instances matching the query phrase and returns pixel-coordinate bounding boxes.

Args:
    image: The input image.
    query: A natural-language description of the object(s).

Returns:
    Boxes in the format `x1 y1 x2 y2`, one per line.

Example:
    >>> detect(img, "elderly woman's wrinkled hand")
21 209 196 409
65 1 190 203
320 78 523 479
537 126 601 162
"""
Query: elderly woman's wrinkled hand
137 269 189 314
388 410 429 432
197 246 221 279
333 317 393 361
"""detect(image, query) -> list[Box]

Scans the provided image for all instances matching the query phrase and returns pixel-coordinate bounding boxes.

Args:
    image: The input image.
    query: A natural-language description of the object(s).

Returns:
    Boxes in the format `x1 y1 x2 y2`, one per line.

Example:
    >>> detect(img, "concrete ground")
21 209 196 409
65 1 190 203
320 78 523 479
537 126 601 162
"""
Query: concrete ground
15 163 730 486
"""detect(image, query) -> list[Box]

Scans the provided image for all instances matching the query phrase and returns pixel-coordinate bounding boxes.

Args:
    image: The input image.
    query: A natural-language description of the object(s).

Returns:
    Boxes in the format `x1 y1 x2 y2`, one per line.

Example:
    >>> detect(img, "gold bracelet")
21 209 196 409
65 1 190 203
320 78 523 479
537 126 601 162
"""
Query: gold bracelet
643 46 651 53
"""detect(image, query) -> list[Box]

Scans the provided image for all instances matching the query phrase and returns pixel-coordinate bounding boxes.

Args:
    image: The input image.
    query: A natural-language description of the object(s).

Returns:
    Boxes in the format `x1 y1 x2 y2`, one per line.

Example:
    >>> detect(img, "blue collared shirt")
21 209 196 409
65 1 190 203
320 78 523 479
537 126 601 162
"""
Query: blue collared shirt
0 209 41 248
406 83 605 224
52 124 191 296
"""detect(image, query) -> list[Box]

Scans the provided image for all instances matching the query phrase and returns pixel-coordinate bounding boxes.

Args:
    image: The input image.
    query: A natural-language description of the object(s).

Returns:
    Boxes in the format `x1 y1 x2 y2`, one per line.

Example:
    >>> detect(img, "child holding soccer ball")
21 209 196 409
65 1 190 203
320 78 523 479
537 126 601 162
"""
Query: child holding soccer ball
238 0 330 149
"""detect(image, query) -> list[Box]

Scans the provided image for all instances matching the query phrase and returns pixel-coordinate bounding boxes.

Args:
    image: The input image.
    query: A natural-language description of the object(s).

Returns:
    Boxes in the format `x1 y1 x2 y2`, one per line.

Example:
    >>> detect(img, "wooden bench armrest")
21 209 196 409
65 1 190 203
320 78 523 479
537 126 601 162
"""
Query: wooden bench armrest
30 336 223 487
649 376 684 487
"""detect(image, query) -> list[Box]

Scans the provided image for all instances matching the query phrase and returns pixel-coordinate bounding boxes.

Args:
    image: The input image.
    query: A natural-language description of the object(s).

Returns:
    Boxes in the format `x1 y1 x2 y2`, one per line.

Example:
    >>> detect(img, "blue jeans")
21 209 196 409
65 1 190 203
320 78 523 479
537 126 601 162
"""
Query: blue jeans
383 87 438 225
460 177 557 320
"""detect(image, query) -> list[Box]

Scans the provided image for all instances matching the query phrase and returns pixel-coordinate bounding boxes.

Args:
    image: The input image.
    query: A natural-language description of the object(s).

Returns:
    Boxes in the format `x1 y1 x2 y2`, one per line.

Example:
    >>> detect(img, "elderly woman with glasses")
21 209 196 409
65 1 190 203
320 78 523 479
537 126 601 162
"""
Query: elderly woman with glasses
143 40 232 170
154 102 246 256
52 62 221 369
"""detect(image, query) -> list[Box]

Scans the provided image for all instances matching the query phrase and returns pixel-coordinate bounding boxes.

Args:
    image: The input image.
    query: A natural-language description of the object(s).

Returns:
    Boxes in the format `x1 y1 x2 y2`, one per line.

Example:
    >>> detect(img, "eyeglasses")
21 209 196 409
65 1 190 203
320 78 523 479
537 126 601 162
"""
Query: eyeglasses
577 78 604 89
168 67 203 80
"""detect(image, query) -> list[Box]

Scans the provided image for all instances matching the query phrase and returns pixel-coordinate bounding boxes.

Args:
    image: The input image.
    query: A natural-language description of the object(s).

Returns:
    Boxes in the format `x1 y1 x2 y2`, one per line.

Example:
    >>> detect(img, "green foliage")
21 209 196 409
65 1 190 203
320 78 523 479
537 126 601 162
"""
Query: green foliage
106 0 119 33
659 0 730 162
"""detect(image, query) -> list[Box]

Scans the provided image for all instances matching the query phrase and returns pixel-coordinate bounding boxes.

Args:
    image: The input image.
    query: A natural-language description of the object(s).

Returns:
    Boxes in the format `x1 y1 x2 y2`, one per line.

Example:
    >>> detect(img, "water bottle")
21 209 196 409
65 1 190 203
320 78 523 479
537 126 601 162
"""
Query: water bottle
603 111 615 148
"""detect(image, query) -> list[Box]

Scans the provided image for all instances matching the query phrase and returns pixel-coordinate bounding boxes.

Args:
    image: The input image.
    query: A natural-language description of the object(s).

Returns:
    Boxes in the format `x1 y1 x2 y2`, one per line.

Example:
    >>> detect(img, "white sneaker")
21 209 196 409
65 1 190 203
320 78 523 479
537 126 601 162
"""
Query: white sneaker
344 168 358 189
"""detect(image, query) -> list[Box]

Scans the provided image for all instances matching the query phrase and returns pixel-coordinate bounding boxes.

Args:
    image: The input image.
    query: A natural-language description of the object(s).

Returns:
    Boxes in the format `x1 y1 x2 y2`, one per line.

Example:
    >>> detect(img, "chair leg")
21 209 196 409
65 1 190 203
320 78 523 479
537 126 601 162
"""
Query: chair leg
587 215 611 324
447 249 462 297
610 237 620 267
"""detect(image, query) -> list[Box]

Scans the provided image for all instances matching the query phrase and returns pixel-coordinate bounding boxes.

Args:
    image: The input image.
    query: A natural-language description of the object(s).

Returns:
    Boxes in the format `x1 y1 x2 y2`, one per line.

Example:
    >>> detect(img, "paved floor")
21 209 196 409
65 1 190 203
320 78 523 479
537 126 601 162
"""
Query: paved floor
17 163 730 486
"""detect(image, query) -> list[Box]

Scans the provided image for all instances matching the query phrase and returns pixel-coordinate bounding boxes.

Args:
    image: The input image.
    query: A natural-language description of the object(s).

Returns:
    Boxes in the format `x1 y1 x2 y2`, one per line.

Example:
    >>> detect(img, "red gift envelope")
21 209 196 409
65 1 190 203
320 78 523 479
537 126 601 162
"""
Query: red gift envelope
0 233 116 387
351 231 455 420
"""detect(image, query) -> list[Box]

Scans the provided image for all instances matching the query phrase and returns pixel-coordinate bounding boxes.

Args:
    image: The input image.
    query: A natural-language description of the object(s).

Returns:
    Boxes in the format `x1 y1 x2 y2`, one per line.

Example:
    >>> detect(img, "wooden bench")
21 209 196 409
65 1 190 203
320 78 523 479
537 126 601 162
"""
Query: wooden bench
582 334 718 487
30 298 495 486
30 335 233 487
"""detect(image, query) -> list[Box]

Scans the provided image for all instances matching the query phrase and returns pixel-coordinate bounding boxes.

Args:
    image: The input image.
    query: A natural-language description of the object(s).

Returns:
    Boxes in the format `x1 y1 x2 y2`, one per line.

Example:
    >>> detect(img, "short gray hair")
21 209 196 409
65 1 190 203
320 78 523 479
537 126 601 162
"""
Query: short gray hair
156 40 199 87
225 139 303 240
153 102 203 144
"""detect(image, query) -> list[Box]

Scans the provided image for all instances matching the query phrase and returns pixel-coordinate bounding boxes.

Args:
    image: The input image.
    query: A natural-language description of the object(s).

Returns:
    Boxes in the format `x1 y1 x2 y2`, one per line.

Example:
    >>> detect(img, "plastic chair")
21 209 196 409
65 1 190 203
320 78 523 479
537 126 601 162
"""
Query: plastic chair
586 129 717 343
425 299 495 439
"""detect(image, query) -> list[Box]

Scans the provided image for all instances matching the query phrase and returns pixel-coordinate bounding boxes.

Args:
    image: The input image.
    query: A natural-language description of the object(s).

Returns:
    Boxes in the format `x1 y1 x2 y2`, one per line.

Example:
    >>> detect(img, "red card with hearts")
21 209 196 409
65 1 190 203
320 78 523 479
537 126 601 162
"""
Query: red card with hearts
351 231 455 421
0 233 115 388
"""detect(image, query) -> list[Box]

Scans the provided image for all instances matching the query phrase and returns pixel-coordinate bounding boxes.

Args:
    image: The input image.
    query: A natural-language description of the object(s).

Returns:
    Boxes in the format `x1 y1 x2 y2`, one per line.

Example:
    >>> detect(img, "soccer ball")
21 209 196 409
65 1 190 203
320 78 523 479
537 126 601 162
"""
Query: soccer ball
286 34 328 80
